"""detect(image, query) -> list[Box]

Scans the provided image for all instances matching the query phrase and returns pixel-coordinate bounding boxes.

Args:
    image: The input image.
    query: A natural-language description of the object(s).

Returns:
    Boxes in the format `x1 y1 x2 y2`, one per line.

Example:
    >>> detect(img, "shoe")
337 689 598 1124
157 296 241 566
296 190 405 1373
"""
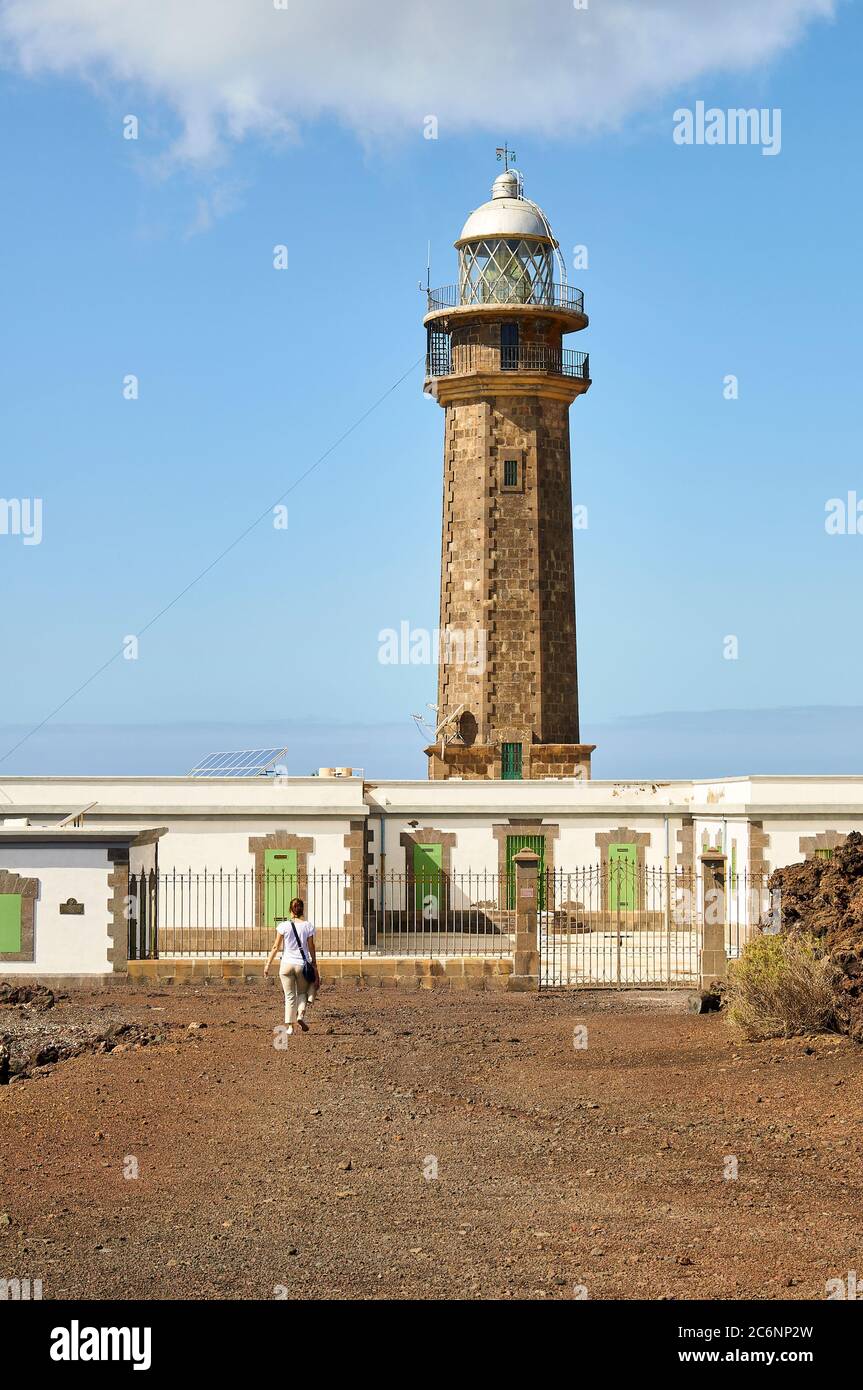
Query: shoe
285 1024 294 1035
297 1019 309 1032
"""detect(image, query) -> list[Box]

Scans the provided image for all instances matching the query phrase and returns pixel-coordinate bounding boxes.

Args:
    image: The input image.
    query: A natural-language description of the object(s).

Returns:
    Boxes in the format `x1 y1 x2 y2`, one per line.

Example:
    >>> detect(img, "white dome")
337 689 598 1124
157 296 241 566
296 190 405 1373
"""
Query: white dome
457 171 554 244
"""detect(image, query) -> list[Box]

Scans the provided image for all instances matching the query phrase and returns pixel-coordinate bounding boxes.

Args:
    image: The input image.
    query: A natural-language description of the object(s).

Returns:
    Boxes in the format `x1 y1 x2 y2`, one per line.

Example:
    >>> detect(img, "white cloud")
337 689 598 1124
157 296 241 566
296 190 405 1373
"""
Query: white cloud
0 0 836 161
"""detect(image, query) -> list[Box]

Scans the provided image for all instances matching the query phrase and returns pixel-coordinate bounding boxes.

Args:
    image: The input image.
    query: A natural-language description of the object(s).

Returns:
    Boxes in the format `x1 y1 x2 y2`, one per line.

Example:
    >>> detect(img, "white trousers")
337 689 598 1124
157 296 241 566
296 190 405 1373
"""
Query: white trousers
279 962 315 1026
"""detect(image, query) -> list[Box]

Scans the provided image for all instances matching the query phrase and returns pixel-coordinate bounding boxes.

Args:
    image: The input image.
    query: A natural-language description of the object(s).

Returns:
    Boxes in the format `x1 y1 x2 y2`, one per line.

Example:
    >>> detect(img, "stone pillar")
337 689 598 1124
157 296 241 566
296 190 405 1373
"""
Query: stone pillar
510 848 540 991
700 852 728 990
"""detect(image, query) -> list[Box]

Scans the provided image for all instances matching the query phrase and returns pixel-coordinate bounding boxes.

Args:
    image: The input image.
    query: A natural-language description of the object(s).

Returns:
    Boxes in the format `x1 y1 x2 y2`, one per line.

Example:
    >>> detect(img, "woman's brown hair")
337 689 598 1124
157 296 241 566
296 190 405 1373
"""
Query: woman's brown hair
290 897 304 918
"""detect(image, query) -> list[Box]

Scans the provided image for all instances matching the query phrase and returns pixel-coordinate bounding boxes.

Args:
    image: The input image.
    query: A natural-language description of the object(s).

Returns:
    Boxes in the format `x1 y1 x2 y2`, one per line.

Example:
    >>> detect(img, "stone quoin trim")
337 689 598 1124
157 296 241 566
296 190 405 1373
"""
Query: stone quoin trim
594 827 652 912
676 819 695 876
748 820 770 878
799 829 848 860
106 848 130 973
493 821 558 908
248 831 313 929
0 870 38 963
343 820 369 938
399 828 457 916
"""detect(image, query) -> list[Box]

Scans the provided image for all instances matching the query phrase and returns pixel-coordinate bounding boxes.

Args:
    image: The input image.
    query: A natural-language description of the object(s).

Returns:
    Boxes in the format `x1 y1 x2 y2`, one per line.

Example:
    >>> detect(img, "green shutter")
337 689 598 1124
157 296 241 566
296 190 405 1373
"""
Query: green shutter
501 742 523 780
0 894 22 953
264 849 298 928
608 844 637 912
505 835 545 910
413 843 442 916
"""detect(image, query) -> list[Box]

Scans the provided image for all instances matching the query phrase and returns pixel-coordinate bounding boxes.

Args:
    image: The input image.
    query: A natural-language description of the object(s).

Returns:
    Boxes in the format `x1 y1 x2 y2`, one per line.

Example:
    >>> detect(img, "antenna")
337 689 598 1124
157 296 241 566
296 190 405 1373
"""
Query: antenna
412 702 466 755
418 240 432 296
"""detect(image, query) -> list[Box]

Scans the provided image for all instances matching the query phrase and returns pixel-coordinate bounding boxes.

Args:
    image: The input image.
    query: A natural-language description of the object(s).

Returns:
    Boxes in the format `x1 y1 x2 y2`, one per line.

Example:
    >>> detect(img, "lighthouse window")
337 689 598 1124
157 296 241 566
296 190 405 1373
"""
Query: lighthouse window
500 321 519 370
501 743 523 781
503 458 520 488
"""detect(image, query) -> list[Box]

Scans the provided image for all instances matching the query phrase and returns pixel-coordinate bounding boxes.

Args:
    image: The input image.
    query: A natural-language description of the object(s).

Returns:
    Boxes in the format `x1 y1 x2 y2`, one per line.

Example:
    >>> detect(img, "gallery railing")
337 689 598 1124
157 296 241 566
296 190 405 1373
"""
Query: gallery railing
427 282 585 314
425 341 590 380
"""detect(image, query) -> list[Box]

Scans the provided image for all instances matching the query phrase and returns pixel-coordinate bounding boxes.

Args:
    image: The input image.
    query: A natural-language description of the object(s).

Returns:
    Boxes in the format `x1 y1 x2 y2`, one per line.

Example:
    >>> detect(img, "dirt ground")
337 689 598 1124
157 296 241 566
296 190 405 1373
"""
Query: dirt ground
1 981 861 1301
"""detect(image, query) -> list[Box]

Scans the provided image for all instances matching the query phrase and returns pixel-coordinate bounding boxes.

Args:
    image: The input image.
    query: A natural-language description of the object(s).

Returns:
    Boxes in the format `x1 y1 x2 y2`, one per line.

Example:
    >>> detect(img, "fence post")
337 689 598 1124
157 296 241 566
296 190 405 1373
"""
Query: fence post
510 848 540 991
700 852 728 991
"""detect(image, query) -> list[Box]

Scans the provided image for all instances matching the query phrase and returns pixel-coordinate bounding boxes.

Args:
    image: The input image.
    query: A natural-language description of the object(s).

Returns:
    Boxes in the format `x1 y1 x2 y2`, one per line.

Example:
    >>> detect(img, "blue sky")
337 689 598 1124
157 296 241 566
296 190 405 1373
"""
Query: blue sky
0 0 861 778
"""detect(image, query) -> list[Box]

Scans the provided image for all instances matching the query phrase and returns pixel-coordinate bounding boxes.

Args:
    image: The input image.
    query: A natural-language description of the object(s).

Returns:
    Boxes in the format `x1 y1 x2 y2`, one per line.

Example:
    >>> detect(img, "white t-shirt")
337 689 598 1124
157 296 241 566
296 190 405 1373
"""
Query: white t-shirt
277 918 315 967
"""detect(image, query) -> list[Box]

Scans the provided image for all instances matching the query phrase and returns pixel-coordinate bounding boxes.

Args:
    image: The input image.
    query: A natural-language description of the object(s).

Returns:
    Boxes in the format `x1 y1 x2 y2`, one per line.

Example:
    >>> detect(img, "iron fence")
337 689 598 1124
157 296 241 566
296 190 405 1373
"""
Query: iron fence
128 870 514 960
127 864 776 983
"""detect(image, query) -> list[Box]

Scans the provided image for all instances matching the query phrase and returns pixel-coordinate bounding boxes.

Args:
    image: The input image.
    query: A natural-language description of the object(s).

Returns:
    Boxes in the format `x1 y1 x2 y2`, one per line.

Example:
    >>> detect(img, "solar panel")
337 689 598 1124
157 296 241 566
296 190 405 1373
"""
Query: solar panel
188 747 289 778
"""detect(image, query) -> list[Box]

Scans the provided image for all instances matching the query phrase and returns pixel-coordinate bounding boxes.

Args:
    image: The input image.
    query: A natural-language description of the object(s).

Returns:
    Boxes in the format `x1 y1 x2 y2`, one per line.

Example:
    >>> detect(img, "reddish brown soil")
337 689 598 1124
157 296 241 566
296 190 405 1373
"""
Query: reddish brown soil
1 983 861 1300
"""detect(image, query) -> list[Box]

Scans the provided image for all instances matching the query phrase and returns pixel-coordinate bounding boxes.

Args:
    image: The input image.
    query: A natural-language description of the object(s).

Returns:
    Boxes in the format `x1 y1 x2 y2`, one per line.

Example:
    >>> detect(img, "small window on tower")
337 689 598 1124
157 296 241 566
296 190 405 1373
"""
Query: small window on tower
501 743 523 780
501 456 522 491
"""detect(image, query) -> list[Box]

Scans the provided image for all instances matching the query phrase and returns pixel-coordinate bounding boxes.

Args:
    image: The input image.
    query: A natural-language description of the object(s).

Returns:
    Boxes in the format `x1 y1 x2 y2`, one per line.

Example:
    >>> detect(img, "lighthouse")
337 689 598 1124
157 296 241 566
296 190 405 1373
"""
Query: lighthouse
423 165 595 781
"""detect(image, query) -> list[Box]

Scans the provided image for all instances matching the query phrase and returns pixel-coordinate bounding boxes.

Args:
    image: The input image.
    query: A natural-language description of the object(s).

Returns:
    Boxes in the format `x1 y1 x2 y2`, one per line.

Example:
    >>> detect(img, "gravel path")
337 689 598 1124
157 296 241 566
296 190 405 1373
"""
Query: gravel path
1 982 860 1300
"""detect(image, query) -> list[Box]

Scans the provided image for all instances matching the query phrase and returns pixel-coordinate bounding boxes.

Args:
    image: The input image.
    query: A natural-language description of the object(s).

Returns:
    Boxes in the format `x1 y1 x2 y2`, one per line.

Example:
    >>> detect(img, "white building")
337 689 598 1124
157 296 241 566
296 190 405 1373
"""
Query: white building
1 771 861 984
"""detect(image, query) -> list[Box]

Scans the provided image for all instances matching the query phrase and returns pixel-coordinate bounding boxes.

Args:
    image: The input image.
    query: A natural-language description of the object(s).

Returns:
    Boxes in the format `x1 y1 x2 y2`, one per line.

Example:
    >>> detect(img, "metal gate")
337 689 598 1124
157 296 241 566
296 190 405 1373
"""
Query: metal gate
540 866 772 988
540 865 701 988
128 870 158 960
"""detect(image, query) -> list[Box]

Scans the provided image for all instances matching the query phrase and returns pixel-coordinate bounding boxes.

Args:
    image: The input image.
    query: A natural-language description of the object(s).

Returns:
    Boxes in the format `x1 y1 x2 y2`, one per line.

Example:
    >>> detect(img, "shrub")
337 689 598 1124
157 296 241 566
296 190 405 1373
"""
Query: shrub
726 933 839 1040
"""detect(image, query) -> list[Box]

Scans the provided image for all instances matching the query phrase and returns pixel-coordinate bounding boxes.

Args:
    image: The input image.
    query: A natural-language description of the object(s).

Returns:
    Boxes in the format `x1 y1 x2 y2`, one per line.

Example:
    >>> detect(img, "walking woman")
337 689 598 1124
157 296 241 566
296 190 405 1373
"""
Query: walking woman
264 897 320 1034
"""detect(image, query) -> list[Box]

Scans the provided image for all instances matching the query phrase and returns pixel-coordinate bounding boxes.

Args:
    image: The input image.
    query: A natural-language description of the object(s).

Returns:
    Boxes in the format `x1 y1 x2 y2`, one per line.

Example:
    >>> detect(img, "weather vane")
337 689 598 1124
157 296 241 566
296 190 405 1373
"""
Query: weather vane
495 143 516 171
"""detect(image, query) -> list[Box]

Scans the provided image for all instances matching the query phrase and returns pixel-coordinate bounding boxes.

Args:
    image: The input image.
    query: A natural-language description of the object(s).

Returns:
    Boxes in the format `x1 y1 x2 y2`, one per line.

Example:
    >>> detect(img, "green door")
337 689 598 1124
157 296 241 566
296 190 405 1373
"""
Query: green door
505 834 545 910
264 849 298 929
608 843 637 912
413 843 442 919
0 893 22 952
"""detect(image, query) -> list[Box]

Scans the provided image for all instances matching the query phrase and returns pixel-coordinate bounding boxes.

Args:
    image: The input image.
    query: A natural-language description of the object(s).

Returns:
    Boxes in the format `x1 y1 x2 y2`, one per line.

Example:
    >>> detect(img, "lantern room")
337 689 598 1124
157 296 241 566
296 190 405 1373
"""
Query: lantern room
456 169 556 306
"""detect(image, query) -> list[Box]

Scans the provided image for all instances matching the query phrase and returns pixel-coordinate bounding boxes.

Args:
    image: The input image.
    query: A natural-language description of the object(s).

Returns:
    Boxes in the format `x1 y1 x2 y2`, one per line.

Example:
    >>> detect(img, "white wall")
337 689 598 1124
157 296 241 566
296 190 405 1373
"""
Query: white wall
763 819 863 872
154 819 354 875
0 845 112 976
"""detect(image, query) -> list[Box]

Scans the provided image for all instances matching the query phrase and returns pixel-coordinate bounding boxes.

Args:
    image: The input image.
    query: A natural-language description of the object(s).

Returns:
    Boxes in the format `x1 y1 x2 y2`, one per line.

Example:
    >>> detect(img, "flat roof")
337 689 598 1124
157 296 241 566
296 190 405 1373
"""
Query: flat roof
0 826 166 842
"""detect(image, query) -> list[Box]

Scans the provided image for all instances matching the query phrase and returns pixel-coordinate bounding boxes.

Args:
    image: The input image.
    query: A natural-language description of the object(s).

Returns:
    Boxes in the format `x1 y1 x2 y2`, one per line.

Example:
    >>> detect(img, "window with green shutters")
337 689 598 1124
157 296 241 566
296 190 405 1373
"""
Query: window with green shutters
814 847 835 862
501 742 523 780
0 893 22 953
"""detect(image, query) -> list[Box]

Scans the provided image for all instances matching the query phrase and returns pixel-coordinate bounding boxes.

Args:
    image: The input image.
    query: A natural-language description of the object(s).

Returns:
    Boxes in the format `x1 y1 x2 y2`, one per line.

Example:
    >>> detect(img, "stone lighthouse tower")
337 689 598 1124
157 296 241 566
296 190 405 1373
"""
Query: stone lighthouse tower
423 166 594 781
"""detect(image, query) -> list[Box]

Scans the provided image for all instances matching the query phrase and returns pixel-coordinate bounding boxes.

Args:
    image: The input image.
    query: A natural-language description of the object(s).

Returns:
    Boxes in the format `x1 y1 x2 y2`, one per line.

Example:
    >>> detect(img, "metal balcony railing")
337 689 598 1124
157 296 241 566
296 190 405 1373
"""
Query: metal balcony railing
425 342 590 381
427 282 585 314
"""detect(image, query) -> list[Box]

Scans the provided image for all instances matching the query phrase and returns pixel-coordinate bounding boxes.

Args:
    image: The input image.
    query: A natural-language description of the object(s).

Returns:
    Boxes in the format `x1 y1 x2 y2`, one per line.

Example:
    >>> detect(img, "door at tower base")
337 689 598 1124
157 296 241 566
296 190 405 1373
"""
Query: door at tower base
424 741 594 782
